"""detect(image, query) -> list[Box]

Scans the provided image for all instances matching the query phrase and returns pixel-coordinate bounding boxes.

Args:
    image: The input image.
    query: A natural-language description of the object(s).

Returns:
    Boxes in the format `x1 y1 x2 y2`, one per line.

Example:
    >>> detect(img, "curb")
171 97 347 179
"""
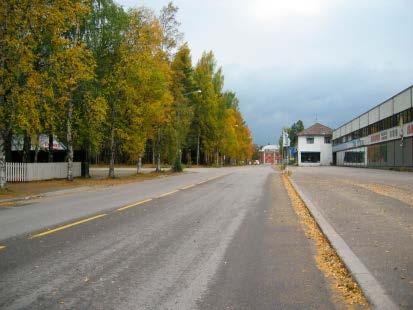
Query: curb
288 176 398 310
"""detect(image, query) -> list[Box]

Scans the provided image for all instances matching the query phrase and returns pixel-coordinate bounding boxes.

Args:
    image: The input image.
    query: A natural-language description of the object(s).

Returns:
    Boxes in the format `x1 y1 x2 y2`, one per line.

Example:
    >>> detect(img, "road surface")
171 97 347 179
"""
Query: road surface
0 166 344 309
291 166 413 309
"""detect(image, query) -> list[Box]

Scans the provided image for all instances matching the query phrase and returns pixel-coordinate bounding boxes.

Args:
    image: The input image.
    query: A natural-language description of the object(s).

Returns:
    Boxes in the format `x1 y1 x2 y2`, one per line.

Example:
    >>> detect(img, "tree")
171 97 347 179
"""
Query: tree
83 0 128 176
48 0 96 180
107 8 172 177
167 43 195 171
288 120 304 147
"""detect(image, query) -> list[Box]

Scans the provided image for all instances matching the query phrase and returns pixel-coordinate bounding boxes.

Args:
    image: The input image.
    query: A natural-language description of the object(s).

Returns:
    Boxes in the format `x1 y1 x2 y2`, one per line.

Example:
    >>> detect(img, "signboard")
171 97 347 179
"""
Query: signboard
282 131 290 147
333 120 413 152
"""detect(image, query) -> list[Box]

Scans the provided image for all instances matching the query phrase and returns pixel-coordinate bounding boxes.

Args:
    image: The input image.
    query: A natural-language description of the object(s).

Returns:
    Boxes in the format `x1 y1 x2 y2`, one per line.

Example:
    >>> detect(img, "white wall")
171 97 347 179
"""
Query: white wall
297 136 332 166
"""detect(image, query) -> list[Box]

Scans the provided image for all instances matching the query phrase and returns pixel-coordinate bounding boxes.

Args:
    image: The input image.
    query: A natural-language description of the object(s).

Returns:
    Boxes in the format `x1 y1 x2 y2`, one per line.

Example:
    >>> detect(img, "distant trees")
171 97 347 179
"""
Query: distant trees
287 120 304 147
0 0 253 184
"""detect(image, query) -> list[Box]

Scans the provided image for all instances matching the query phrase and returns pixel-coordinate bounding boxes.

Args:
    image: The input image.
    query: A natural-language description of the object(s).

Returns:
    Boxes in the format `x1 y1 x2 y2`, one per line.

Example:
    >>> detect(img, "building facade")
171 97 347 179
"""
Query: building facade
298 123 333 166
332 86 413 168
259 145 281 164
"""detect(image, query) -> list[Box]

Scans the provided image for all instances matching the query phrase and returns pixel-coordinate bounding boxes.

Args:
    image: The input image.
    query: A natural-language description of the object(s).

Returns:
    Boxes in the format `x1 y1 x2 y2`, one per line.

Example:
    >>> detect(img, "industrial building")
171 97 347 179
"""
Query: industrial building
332 85 413 168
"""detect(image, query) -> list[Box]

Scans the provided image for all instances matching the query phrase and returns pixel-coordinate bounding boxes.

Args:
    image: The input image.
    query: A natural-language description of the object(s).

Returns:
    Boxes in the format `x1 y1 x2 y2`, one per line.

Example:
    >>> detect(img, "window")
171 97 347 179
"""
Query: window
324 136 331 144
344 151 365 163
306 137 314 144
301 152 320 163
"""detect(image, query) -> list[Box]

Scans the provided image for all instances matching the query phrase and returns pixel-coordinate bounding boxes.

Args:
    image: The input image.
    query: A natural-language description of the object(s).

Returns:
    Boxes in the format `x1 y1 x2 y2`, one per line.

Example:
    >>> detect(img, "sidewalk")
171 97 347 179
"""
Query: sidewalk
290 166 413 309
0 169 173 204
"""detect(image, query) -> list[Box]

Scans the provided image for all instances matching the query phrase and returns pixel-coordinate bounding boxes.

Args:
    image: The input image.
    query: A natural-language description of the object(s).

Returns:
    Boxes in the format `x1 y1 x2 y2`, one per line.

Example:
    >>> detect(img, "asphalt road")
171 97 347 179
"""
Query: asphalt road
291 166 413 309
0 166 343 309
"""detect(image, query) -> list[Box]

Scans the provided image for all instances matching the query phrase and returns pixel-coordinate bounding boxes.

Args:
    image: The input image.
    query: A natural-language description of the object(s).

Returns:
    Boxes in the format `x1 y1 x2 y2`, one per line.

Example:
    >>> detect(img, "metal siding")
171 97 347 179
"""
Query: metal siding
403 137 413 166
351 118 360 131
395 142 403 166
387 141 395 167
394 89 411 114
368 107 379 125
360 113 368 128
379 100 393 120
346 123 352 134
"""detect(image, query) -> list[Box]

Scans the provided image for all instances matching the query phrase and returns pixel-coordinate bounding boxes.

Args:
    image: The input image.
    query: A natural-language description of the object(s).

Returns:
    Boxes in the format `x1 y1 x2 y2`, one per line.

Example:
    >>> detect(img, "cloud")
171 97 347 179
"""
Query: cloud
118 0 413 144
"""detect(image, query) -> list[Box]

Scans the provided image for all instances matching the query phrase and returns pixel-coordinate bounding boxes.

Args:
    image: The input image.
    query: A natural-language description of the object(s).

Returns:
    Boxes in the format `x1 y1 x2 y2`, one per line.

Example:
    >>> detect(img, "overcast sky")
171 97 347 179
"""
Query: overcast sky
116 0 413 145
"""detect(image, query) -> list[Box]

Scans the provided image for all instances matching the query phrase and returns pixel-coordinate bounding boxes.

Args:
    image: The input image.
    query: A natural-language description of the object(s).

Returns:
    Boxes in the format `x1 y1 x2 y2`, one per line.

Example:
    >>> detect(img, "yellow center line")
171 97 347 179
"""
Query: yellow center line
29 214 107 239
181 184 195 190
117 198 153 211
0 245 6 251
158 190 179 198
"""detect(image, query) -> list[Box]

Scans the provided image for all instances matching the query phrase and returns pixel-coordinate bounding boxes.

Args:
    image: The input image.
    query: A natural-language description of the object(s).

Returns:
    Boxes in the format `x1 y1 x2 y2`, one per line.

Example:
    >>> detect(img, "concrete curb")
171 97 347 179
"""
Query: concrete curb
288 177 398 310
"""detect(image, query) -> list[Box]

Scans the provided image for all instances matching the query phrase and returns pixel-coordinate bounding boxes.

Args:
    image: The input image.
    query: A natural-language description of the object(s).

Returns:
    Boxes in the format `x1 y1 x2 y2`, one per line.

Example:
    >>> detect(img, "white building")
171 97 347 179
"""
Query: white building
297 123 333 166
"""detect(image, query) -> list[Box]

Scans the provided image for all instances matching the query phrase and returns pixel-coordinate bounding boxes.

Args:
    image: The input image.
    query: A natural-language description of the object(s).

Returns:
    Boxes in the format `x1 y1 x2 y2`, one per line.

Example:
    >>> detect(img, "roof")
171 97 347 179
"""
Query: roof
297 123 333 136
260 144 279 151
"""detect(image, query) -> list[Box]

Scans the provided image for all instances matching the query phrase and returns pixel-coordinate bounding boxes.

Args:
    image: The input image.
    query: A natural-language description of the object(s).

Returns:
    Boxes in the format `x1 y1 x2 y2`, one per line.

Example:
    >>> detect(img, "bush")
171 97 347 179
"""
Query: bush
172 158 183 172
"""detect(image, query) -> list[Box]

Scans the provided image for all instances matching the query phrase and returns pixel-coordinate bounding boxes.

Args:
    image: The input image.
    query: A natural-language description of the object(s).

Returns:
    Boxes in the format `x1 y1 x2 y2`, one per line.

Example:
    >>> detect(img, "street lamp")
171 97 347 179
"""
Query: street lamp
183 89 201 96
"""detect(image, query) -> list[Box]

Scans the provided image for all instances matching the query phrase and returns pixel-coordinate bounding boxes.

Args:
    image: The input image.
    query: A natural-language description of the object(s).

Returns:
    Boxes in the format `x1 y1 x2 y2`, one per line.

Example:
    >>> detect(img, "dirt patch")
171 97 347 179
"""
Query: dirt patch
354 183 413 207
0 171 175 201
282 173 369 308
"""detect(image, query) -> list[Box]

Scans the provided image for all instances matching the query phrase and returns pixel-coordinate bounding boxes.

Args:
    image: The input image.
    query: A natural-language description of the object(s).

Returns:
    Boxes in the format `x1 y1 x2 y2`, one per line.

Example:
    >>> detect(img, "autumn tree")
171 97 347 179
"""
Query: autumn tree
107 8 172 177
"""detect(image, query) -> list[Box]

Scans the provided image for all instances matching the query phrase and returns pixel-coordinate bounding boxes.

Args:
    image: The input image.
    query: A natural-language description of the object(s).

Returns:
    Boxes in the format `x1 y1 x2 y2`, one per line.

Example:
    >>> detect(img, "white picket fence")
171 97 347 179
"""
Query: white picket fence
5 162 81 182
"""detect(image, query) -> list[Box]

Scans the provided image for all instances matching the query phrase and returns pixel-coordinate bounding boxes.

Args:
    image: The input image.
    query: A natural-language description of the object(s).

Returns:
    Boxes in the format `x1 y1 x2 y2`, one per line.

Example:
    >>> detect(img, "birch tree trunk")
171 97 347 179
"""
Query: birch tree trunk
0 135 6 189
109 103 115 178
196 133 200 166
156 128 161 172
67 100 74 181
109 125 115 178
137 156 142 174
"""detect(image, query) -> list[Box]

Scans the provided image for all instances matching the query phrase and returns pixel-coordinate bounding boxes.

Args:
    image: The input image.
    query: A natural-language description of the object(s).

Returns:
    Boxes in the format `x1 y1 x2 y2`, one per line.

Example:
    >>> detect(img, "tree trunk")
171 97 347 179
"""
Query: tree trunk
4 128 12 162
187 149 192 166
137 156 142 174
152 147 155 166
34 134 40 163
84 142 91 178
48 133 53 162
156 128 161 172
196 133 200 166
67 101 74 181
109 103 116 178
0 135 6 189
23 134 31 163
109 126 115 178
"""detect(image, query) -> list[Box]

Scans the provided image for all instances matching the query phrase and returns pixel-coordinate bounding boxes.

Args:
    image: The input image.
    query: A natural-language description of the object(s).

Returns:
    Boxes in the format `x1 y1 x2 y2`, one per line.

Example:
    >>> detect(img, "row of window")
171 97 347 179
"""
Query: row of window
306 137 331 144
333 107 413 146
